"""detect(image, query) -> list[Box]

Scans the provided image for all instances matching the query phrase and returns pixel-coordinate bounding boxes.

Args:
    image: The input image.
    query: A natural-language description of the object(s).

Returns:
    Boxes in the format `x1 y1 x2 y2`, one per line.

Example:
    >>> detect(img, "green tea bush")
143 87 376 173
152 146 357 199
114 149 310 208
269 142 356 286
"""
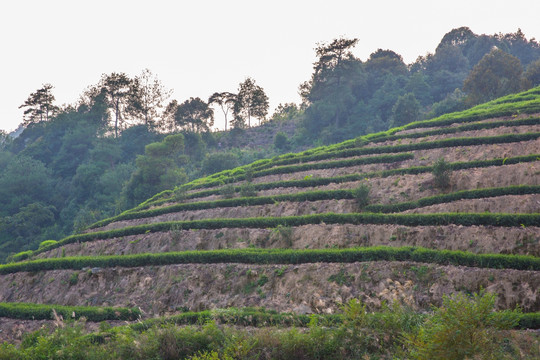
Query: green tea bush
0 302 141 321
2 246 538 275
133 153 538 212
38 240 58 250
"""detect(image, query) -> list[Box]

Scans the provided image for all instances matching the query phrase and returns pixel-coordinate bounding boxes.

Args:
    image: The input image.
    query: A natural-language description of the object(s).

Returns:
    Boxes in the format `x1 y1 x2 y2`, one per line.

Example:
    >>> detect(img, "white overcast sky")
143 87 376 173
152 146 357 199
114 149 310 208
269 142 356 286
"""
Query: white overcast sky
1 0 539 132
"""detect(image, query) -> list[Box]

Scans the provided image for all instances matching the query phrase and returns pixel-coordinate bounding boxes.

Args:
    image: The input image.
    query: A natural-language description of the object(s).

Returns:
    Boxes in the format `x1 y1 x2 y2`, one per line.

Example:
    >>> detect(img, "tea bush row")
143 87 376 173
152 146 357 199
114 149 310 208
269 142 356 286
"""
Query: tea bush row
3 246 539 275
0 302 141 322
41 212 540 257
90 185 540 229
134 154 539 211
250 132 539 170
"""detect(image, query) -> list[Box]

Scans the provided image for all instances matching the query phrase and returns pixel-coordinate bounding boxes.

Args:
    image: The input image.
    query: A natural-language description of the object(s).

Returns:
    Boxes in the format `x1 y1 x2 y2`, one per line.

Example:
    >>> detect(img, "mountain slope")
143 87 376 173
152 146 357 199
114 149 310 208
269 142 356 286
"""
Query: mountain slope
1 88 539 347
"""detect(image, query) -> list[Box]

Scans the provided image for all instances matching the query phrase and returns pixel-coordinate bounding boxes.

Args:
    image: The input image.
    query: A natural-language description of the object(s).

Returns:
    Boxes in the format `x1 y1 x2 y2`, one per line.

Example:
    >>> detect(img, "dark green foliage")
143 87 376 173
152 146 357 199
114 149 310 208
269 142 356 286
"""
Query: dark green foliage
0 302 140 321
274 131 290 151
404 292 520 360
202 152 240 175
391 92 421 127
432 158 451 189
516 312 540 329
3 246 539 275
220 183 236 199
123 134 187 208
524 58 540 87
352 182 370 210
463 48 524 106
239 182 257 197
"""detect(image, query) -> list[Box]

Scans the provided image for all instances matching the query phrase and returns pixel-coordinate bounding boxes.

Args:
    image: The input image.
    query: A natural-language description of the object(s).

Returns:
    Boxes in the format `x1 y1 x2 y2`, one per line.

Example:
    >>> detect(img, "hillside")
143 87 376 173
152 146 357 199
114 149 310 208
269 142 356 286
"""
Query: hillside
1 88 539 358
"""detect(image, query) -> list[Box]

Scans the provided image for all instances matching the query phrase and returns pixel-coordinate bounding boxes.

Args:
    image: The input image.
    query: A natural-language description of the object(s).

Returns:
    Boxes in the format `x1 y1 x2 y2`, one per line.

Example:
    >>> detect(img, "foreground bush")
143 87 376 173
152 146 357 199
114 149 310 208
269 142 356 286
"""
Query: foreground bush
404 292 520 360
0 293 536 360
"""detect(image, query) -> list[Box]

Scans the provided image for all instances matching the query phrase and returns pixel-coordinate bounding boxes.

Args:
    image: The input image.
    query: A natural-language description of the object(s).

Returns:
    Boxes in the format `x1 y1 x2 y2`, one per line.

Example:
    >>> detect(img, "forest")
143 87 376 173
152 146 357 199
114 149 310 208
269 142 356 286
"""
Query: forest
1 27 540 262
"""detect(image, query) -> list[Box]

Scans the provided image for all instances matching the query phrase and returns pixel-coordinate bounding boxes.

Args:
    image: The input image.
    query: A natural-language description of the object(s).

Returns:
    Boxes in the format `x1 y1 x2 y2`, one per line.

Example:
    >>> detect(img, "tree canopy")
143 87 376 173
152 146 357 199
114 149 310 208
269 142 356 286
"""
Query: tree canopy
463 48 524 105
234 78 269 128
19 84 59 126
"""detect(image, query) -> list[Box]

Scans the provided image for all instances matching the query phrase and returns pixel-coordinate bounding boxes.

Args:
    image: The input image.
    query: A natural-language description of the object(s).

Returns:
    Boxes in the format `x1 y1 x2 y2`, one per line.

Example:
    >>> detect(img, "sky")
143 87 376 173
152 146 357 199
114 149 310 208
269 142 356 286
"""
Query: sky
1 0 539 133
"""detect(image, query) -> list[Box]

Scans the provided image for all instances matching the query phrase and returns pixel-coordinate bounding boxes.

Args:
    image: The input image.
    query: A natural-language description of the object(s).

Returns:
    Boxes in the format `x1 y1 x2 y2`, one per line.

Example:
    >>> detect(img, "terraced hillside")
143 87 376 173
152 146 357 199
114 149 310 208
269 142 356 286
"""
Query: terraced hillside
1 88 540 350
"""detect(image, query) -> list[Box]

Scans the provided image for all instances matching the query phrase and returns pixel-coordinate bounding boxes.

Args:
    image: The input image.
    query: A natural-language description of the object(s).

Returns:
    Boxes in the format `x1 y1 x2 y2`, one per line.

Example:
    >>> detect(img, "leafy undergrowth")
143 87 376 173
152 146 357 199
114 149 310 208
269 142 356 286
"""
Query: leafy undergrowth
0 292 538 360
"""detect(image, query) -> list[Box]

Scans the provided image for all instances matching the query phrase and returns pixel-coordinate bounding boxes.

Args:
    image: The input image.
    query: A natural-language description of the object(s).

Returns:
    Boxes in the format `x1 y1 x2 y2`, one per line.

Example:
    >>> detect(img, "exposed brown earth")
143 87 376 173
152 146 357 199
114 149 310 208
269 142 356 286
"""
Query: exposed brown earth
393 113 540 136
90 194 539 234
365 123 540 148
2 112 539 341
152 161 538 208
0 262 537 316
39 223 540 259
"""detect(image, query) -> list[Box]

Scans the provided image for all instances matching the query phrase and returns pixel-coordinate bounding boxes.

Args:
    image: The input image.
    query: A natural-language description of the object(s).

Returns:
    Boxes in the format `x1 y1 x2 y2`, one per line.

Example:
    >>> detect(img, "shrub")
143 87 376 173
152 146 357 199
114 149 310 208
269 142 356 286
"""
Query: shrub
239 182 257 197
220 183 236 199
432 158 451 190
10 250 33 263
352 182 371 210
274 131 290 151
405 292 520 360
38 240 58 250
202 153 240 175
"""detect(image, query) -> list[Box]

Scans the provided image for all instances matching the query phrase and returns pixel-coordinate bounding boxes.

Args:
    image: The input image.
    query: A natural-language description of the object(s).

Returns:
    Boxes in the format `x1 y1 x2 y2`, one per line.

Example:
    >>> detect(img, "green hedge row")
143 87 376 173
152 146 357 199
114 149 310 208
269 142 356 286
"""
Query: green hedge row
252 153 414 178
0 302 141 322
250 132 540 170
185 132 540 194
89 185 540 229
89 190 356 229
393 89 540 132
129 308 342 331
302 115 540 155
128 308 540 331
516 312 540 329
350 116 540 148
124 153 412 213
2 246 539 275
141 154 539 209
365 185 540 213
46 212 540 256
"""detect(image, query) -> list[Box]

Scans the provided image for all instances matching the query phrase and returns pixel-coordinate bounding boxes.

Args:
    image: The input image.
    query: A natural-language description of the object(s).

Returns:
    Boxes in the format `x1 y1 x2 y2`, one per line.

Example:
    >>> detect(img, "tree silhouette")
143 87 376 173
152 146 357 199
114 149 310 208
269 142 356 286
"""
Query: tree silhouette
19 84 59 126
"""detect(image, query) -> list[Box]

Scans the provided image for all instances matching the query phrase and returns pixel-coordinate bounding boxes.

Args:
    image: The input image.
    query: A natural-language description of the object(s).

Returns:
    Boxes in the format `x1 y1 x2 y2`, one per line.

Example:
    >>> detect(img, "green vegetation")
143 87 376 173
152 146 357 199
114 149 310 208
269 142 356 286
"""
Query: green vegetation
29 211 540 257
2 246 538 275
432 158 452 189
86 185 540 230
0 302 140 321
0 293 536 359
1 28 540 358
1 27 539 261
352 182 371 210
139 153 539 210
404 292 520 359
